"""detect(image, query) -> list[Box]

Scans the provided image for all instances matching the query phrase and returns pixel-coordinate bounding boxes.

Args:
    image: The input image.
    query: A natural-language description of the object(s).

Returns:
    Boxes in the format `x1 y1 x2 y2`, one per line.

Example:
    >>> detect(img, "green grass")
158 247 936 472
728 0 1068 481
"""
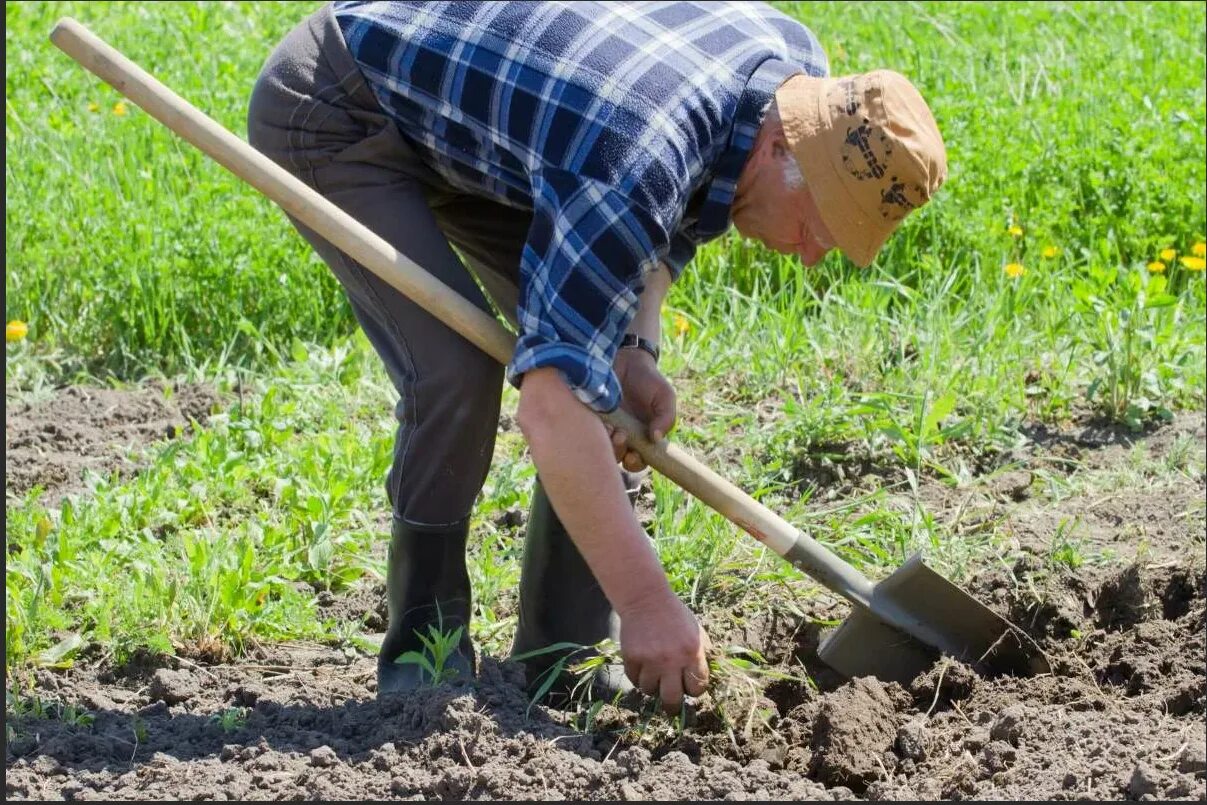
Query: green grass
6 0 337 379
4 1 1206 684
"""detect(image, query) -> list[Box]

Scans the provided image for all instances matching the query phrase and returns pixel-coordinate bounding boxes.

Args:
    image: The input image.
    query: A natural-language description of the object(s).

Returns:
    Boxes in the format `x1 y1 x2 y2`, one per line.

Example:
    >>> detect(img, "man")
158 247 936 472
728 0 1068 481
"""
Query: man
247 1 946 712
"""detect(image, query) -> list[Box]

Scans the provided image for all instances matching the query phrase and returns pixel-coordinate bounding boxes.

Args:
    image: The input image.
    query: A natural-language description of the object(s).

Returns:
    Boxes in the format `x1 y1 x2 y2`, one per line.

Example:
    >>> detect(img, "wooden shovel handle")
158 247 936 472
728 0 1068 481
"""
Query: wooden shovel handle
49 17 874 606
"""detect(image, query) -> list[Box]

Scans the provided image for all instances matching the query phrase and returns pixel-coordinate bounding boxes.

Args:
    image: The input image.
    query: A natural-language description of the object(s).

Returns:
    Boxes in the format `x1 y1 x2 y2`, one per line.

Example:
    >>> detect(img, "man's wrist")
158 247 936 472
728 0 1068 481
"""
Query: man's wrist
620 333 660 364
610 555 676 619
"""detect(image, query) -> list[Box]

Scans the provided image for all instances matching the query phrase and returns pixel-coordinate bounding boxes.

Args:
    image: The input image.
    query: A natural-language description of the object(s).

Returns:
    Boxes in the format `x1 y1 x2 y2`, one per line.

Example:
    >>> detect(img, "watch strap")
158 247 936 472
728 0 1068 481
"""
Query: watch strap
620 333 660 364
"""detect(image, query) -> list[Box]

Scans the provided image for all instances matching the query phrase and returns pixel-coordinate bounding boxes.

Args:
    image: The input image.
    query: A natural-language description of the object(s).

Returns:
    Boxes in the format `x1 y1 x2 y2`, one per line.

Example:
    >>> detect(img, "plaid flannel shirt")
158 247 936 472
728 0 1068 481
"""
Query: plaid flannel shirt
333 1 827 411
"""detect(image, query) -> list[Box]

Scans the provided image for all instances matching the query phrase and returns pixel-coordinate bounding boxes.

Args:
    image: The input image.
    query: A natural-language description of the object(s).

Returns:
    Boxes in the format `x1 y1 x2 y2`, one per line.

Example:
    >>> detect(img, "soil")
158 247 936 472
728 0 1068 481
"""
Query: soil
5 382 221 503
4 393 1205 801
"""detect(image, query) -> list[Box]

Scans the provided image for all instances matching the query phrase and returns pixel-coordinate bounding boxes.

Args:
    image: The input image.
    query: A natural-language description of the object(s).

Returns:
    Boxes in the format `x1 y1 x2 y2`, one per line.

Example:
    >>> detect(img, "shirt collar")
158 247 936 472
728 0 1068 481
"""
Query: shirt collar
692 58 803 241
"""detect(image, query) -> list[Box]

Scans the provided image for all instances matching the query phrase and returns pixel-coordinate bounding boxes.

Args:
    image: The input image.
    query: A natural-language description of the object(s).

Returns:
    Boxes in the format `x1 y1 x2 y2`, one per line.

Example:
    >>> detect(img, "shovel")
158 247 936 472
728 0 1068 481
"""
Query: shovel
49 17 1049 685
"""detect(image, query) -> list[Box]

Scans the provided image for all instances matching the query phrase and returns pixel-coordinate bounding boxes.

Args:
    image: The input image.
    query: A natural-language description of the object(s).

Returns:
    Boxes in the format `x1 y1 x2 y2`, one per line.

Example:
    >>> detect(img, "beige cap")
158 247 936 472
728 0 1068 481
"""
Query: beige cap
775 70 947 267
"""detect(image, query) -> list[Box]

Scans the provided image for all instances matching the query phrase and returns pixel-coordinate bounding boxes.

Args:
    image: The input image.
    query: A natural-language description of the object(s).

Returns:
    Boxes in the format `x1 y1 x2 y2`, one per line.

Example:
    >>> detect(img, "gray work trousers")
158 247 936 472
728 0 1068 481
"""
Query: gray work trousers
247 4 532 530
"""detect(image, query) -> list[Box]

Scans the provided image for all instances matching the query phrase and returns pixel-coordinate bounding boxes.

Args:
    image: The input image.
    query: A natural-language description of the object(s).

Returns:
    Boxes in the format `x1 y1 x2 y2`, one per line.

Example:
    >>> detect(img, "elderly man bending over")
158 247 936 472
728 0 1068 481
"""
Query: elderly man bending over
248 0 947 711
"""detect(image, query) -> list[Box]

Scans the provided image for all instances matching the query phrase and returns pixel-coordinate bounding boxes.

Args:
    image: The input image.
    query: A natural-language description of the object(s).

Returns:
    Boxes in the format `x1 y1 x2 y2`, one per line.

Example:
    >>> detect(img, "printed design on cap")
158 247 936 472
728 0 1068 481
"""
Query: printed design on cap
879 177 927 222
829 80 893 184
835 78 860 116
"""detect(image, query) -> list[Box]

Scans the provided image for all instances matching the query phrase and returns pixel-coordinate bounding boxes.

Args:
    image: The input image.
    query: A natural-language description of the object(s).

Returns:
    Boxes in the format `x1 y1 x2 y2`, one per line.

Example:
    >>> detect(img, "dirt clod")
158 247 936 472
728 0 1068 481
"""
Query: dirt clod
989 469 1034 501
308 746 338 768
1177 743 1207 775
1128 763 1163 798
979 740 1017 774
148 668 199 705
894 716 929 761
989 704 1027 746
908 658 980 709
809 677 906 790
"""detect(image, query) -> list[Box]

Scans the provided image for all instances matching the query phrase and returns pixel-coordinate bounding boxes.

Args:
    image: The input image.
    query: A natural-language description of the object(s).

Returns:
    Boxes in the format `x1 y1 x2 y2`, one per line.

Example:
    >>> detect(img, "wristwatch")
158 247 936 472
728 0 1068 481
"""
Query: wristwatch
620 333 660 364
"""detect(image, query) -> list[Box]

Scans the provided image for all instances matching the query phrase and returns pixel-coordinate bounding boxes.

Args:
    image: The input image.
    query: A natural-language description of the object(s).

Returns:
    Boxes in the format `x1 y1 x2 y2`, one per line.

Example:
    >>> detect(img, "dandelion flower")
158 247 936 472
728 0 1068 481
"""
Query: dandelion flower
1159 248 1176 262
1193 242 1206 258
1004 262 1025 279
1179 256 1205 272
1007 225 1024 238
1147 261 1166 274
1041 245 1060 258
112 101 128 116
673 313 691 337
87 101 99 113
6 320 29 343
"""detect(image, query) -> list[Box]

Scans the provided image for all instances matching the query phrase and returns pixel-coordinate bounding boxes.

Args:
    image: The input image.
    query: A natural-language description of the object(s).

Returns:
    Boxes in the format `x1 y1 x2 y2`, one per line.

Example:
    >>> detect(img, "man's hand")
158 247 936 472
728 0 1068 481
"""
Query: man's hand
610 347 676 471
619 585 711 714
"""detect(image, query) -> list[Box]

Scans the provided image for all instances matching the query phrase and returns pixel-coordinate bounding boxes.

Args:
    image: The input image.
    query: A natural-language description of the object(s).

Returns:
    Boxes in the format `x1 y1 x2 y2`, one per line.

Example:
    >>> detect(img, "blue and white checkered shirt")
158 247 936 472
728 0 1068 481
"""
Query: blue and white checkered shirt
333 1 828 412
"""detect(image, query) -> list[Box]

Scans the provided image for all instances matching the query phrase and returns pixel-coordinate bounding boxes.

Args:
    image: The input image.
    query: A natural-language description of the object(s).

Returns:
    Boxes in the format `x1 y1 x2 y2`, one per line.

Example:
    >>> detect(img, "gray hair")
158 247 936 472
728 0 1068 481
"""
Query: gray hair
782 155 804 189
763 98 805 189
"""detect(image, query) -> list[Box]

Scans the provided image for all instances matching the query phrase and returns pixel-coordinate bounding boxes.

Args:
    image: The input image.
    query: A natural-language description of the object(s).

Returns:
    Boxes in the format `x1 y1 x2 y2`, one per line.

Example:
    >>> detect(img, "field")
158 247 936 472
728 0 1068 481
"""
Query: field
5 0 1206 800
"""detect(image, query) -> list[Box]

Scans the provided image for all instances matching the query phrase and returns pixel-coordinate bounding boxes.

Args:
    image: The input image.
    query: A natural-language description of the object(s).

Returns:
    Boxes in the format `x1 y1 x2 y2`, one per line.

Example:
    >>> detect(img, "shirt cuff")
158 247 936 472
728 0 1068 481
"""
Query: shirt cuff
507 337 622 414
663 230 697 280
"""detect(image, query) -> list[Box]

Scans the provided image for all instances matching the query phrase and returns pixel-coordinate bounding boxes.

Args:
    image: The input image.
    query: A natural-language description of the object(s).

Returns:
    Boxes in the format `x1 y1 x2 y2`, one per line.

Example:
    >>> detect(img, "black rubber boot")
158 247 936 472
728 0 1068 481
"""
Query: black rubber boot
508 472 642 705
377 520 476 695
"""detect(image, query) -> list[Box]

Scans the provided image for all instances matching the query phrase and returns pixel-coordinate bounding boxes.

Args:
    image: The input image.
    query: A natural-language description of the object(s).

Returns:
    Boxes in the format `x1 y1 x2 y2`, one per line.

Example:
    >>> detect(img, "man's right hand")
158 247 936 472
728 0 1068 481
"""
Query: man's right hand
618 587 711 713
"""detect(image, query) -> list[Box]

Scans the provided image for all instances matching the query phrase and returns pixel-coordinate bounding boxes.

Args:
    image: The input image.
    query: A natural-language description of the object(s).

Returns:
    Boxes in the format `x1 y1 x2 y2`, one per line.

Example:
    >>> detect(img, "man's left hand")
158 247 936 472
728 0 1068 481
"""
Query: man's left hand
609 347 676 471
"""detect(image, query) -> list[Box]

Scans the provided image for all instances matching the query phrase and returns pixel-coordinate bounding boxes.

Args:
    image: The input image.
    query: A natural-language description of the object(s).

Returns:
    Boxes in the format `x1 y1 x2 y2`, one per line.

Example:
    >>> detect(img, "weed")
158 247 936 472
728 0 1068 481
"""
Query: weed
6 689 95 728
511 639 612 716
132 714 149 746
1074 264 1187 428
706 646 807 738
393 618 470 687
1048 518 1087 571
569 699 608 735
210 707 249 734
854 389 969 480
1161 434 1201 475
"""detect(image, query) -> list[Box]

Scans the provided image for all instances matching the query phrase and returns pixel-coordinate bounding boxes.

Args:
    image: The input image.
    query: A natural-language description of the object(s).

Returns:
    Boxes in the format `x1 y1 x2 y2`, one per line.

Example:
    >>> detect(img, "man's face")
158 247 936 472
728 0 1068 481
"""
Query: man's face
732 144 836 267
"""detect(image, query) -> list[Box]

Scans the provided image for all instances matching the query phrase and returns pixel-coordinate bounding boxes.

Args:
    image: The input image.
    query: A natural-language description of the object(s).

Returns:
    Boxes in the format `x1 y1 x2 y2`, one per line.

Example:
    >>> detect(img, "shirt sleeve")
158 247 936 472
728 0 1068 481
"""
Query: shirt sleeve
662 229 697 280
507 168 669 413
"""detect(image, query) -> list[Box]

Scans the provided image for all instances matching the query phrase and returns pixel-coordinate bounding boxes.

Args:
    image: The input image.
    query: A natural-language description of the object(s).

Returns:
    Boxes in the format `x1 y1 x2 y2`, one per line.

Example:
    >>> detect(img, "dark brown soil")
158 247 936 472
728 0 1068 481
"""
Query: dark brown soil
5 383 221 502
4 400 1205 801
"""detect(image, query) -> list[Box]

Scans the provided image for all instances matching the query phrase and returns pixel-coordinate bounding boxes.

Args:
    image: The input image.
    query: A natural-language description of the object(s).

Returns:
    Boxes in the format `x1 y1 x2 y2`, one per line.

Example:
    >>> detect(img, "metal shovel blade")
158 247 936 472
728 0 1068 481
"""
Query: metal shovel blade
818 554 1050 685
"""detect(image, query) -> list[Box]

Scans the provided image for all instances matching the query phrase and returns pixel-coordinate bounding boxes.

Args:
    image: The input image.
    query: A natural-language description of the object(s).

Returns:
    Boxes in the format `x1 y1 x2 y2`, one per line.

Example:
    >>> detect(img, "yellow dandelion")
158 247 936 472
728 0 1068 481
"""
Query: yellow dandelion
1147 261 1166 274
1179 256 1206 272
1159 248 1176 262
1007 225 1024 238
6 320 29 343
1041 245 1060 258
87 101 99 113
1004 263 1025 279
112 101 128 116
1193 242 1206 258
673 313 691 337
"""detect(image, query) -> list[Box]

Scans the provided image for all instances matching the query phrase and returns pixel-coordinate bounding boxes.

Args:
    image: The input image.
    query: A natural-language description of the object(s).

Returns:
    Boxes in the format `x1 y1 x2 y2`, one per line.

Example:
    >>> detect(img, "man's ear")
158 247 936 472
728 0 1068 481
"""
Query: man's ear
747 123 783 172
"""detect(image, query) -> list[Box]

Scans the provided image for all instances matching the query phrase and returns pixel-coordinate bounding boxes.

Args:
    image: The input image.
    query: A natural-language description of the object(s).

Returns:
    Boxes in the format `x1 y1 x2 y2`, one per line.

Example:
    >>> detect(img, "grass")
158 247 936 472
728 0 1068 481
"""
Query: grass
6 1 341 380
4 0 1206 700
